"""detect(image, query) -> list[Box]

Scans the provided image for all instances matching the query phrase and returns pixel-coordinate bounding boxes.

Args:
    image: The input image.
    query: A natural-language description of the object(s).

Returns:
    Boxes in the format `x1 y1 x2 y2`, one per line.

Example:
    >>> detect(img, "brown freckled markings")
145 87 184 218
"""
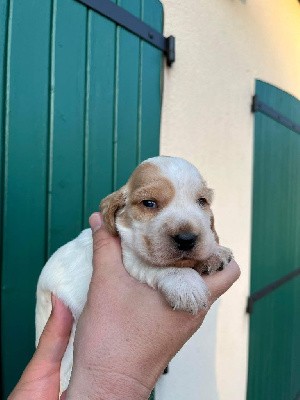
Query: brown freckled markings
167 222 195 237
173 259 198 268
143 235 152 252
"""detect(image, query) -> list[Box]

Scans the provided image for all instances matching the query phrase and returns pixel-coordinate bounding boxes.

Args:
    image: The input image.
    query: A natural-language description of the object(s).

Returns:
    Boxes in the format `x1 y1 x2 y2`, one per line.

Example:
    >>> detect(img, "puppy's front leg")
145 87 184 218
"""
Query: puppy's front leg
156 268 210 314
122 253 210 314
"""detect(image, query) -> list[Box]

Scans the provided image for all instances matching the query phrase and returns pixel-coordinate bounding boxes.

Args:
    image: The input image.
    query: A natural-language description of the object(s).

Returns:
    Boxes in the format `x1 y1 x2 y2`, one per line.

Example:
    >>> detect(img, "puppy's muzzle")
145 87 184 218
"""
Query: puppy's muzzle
172 232 198 251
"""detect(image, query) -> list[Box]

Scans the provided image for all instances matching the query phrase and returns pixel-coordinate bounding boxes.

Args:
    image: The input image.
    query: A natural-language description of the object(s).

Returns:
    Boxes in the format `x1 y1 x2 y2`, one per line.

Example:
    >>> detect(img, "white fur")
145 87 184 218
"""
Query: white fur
35 156 232 392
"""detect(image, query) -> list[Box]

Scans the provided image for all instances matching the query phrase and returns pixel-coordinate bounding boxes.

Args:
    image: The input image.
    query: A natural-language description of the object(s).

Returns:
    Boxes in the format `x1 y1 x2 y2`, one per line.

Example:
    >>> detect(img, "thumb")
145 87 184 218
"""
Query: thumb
89 213 123 276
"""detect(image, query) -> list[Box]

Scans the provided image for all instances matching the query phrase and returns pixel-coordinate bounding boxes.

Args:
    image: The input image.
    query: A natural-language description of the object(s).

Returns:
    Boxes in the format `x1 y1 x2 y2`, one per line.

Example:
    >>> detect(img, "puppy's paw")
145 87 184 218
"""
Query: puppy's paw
199 246 233 275
157 269 210 314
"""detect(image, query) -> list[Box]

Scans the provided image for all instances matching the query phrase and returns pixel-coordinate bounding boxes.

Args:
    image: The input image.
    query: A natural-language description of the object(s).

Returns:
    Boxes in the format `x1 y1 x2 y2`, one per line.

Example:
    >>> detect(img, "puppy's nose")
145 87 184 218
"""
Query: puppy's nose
172 232 198 251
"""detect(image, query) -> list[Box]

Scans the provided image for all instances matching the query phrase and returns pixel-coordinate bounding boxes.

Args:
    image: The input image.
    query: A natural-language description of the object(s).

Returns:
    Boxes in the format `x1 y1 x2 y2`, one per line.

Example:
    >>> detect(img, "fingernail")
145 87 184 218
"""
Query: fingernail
89 212 102 233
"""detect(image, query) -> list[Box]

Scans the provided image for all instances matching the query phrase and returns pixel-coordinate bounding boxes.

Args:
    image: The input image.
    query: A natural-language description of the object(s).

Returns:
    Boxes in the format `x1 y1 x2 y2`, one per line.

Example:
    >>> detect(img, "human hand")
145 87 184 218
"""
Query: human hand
66 212 240 400
8 295 73 400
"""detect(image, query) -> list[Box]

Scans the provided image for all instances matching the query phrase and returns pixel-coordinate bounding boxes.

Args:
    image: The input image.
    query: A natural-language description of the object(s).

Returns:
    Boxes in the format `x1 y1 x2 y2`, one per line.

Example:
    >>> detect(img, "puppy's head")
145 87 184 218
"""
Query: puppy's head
100 156 218 268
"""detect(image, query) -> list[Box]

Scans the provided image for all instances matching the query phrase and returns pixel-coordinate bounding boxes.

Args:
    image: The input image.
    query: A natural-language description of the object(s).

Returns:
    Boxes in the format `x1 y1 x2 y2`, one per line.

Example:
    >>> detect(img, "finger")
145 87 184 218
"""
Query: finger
89 212 124 276
33 295 73 366
204 259 241 302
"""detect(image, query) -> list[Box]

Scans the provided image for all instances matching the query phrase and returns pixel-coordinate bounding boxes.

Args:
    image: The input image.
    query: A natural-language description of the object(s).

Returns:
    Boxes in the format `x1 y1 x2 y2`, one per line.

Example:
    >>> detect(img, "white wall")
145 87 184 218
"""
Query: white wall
156 1 300 399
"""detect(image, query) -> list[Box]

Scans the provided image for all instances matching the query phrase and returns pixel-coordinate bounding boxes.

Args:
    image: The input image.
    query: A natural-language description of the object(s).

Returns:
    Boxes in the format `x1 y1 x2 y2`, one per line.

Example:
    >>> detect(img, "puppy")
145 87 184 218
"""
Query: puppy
35 156 232 391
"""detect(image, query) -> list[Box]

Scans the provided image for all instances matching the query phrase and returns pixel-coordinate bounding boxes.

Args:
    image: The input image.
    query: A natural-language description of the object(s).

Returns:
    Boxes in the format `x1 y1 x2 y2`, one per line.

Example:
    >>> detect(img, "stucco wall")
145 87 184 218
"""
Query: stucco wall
156 1 300 399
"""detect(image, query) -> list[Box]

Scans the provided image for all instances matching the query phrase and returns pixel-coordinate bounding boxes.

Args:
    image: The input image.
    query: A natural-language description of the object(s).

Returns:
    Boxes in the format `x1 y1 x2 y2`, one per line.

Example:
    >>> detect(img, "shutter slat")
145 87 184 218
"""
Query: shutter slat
83 7 116 224
48 0 88 254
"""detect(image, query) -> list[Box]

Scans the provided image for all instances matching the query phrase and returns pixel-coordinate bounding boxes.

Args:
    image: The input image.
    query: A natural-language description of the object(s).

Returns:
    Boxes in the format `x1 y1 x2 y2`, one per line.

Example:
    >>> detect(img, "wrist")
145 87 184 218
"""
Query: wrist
66 365 151 400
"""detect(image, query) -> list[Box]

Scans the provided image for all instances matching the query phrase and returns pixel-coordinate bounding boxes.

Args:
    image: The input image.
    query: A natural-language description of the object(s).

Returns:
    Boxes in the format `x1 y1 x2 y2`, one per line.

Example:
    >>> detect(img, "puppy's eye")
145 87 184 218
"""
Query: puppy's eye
142 200 158 209
197 197 208 207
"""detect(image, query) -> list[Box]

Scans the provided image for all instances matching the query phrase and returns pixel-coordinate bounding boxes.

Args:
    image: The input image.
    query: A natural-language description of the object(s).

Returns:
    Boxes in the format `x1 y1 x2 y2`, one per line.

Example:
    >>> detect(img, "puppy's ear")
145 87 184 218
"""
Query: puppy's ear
204 187 219 243
210 213 219 244
100 185 127 236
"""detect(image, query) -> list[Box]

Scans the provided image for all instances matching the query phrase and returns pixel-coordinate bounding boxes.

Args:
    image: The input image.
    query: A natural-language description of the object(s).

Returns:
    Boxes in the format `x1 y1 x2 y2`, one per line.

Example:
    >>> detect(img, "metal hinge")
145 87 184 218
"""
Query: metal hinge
252 95 300 135
76 0 175 66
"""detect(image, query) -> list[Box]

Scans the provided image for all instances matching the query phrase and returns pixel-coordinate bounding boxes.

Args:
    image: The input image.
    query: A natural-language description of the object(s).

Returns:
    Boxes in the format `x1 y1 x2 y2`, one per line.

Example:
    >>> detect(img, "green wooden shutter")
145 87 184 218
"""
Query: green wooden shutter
248 81 300 399
0 0 163 396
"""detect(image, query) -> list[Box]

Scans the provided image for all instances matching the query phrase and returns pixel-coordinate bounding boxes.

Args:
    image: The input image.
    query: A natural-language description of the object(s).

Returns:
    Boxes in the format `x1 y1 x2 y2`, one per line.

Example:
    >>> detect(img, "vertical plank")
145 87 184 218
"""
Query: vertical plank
139 0 163 162
48 0 87 254
290 99 300 396
83 6 116 224
0 0 9 393
1 0 52 396
114 0 141 189
0 0 8 200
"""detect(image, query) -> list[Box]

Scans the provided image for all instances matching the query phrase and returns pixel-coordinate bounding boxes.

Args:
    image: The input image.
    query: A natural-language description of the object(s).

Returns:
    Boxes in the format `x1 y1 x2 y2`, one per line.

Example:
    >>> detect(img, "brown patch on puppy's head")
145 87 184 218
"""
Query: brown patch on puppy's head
128 162 176 222
100 185 127 235
129 162 160 191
